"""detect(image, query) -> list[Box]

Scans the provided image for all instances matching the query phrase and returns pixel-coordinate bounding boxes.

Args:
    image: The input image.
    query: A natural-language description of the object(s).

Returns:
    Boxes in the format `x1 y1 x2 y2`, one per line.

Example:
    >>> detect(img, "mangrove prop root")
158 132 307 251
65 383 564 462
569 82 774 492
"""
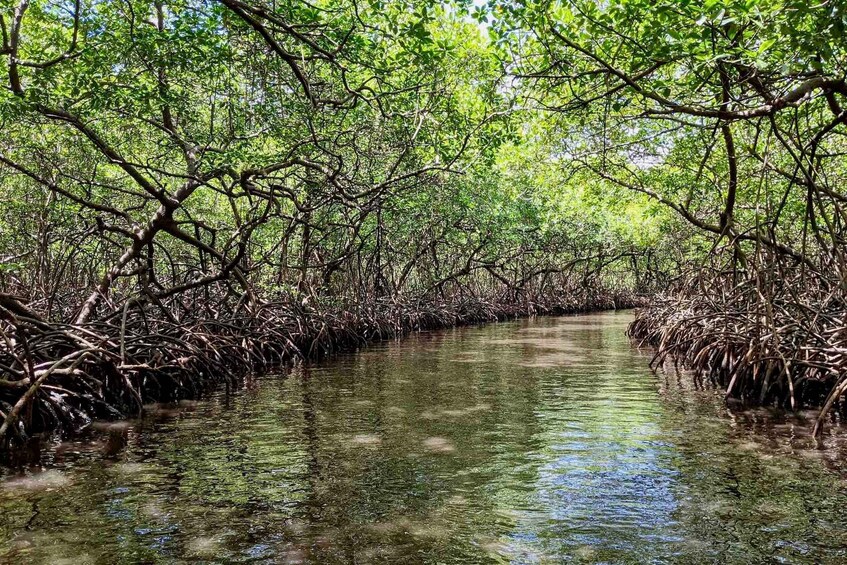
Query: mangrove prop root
628 268 847 438
0 288 642 447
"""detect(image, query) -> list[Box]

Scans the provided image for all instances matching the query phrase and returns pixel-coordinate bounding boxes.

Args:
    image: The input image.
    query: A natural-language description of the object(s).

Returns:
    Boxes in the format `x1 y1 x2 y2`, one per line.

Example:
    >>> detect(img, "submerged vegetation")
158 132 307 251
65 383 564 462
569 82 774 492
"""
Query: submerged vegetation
0 0 845 443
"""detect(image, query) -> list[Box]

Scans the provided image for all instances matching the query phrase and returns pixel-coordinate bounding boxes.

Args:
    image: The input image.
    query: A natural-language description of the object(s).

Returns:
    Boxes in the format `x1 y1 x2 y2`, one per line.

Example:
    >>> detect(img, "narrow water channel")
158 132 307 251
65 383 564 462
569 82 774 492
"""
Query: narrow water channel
2 311 847 563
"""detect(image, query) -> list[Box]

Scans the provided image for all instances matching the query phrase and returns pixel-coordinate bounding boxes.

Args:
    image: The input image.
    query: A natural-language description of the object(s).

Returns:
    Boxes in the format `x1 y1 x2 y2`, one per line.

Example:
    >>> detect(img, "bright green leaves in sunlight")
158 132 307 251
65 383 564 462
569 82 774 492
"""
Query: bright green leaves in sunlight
4 0 843 322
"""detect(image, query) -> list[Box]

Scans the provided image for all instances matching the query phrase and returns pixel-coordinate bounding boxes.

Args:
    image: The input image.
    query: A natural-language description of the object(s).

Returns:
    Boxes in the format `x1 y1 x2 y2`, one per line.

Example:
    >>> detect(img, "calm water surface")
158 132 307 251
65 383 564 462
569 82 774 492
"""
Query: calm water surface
2 311 847 563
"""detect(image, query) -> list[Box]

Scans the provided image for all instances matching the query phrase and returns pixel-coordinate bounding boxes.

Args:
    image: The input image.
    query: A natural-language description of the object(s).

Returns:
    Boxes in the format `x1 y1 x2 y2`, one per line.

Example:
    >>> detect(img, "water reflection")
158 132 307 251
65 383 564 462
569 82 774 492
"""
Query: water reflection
1 311 847 563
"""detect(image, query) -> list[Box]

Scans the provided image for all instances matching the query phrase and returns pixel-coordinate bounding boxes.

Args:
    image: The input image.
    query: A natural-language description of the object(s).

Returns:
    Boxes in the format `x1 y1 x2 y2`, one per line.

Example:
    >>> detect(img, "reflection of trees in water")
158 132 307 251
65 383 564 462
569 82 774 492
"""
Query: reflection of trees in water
655 376 847 563
284 325 549 562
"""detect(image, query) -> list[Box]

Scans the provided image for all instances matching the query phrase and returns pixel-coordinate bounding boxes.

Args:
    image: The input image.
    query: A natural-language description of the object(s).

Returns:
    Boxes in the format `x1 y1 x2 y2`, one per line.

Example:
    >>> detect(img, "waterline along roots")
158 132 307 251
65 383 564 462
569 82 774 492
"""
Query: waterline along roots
628 268 847 437
0 289 640 446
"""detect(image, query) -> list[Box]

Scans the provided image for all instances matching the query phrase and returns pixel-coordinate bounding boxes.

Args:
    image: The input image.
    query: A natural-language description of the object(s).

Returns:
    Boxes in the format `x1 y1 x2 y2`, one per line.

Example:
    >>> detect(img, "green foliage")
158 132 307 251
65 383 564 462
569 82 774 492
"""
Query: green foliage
12 0 843 316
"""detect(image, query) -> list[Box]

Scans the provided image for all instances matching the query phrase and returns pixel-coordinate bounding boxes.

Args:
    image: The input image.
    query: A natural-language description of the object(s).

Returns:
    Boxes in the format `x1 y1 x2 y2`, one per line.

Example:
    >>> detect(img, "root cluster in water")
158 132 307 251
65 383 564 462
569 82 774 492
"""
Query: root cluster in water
0 288 640 447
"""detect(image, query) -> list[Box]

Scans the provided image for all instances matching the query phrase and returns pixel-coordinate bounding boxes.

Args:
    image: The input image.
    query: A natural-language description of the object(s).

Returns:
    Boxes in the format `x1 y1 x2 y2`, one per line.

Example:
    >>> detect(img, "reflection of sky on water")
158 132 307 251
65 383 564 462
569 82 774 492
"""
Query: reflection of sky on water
501 372 686 560
509 432 684 558
480 316 687 559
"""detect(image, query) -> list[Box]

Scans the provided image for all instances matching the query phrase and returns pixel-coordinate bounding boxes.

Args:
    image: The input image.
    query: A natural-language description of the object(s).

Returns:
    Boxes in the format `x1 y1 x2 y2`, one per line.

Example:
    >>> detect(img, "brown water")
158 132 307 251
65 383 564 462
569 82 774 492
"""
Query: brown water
2 311 847 563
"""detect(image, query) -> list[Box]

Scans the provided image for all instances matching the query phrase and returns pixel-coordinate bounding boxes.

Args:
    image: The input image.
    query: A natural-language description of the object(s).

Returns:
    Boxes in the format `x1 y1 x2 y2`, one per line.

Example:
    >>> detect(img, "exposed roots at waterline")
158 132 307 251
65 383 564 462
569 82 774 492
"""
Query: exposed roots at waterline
628 273 847 437
0 288 640 447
